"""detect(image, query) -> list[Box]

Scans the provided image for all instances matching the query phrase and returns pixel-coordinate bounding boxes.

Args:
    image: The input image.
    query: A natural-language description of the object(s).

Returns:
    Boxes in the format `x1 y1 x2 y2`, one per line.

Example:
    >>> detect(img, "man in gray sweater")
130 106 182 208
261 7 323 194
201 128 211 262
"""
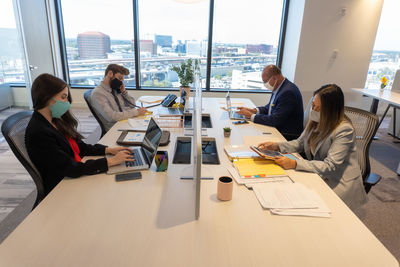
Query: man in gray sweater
91 64 147 131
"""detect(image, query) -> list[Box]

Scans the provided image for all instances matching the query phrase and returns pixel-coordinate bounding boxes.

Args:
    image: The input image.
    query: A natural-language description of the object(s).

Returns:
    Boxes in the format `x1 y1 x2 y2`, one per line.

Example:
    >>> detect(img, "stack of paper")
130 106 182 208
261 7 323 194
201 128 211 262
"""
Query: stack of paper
252 183 331 218
224 145 259 160
128 118 150 131
227 166 292 185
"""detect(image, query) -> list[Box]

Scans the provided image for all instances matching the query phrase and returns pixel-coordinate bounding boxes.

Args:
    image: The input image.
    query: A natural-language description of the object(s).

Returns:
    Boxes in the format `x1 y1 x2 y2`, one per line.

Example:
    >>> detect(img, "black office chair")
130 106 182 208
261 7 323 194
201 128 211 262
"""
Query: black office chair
344 106 381 193
1 111 44 209
84 89 107 137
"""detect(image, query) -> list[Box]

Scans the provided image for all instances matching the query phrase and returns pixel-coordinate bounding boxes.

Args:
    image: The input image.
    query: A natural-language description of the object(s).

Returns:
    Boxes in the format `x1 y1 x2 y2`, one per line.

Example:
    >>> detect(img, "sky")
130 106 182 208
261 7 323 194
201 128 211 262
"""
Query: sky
60 0 283 45
0 0 399 50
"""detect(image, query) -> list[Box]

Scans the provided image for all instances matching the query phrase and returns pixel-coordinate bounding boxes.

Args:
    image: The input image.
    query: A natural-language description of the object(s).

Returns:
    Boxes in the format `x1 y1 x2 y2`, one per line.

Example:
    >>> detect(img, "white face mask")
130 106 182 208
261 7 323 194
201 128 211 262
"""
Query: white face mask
310 109 320 122
263 78 275 91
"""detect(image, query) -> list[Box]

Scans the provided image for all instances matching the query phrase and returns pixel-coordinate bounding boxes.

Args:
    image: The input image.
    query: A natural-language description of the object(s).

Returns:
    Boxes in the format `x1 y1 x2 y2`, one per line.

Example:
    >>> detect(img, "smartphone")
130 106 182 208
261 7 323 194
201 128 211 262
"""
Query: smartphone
233 120 248 124
115 172 142 182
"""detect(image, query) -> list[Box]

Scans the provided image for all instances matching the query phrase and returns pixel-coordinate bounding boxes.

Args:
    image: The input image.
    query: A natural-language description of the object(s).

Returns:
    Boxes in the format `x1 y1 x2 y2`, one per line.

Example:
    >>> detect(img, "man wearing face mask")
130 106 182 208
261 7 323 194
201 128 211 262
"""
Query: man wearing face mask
91 64 147 131
237 65 304 141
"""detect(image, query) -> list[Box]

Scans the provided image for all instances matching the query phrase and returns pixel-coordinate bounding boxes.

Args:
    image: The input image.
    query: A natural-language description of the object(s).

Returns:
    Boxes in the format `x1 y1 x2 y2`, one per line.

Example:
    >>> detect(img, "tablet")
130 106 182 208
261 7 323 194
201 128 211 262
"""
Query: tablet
250 145 283 159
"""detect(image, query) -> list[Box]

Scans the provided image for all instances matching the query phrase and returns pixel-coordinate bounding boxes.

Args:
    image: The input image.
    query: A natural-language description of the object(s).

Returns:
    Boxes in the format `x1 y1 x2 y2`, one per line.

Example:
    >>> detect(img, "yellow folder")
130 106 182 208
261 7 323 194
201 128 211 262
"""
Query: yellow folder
233 158 286 178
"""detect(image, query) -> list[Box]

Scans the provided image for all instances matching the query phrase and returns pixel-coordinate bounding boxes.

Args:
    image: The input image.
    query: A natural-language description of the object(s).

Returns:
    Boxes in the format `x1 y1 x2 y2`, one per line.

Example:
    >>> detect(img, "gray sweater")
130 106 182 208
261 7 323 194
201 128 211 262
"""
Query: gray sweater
91 82 139 131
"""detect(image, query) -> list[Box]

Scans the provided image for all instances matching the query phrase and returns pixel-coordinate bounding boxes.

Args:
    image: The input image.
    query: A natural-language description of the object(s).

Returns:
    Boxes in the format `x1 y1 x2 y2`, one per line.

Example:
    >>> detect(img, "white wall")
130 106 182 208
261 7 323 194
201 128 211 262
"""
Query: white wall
283 0 384 110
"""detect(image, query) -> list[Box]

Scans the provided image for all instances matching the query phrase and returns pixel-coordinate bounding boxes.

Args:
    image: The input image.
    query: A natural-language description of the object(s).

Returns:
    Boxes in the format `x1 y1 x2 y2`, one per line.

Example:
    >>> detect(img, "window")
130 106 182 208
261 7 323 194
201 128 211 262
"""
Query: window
58 0 288 90
60 0 135 87
365 0 400 89
211 0 284 90
138 0 208 88
0 1 26 85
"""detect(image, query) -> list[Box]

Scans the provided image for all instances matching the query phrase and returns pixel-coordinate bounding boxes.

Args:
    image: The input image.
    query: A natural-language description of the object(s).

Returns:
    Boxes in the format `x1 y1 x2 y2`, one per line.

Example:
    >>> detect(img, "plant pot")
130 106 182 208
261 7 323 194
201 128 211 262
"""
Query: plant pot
224 131 231 137
180 86 190 105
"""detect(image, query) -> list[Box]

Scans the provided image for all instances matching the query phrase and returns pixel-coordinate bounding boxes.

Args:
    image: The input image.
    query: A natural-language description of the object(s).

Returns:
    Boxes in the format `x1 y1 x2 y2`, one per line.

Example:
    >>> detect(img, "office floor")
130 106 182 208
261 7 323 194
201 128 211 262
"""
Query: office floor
0 107 399 260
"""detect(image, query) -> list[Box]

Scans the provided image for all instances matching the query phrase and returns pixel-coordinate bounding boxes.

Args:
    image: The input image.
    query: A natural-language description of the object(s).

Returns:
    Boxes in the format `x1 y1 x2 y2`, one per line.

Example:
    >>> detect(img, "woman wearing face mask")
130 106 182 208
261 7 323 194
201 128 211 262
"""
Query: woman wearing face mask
257 84 367 210
25 73 135 195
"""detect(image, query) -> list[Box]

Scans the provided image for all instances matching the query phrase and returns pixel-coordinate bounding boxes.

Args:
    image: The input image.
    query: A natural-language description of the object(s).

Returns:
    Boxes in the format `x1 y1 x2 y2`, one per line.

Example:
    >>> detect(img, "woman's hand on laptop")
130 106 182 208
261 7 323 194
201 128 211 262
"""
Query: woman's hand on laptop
107 150 135 167
106 147 133 155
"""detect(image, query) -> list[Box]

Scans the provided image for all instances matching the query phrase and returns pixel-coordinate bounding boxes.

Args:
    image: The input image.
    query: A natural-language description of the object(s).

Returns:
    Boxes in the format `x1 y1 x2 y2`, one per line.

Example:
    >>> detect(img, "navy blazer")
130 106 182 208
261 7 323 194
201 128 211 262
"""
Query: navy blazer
25 111 108 194
254 79 304 140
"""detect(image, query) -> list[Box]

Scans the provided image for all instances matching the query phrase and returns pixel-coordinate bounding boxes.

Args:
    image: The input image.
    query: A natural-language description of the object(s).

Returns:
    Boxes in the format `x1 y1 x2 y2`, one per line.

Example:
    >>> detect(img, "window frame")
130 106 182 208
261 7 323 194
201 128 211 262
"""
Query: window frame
54 0 289 92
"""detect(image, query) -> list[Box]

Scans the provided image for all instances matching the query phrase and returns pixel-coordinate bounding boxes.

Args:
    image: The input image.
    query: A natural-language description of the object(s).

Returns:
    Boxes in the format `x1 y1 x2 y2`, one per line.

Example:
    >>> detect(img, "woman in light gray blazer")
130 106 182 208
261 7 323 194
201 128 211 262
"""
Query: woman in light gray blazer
258 84 367 211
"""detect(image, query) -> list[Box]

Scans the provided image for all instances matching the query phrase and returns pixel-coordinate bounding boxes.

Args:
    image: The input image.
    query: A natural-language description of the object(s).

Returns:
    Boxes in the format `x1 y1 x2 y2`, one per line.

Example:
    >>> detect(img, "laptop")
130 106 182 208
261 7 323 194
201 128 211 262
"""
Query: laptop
157 106 184 116
226 93 246 120
107 118 162 174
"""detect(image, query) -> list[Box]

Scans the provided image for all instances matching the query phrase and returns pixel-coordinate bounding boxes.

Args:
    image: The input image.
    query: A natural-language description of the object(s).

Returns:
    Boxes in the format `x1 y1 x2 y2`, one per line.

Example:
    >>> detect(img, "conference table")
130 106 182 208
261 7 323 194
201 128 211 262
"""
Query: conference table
0 98 397 266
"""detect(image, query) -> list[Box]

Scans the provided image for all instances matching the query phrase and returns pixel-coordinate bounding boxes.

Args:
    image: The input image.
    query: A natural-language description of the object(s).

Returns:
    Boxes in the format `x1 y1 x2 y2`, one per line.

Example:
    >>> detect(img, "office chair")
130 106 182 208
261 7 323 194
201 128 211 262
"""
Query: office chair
1 111 44 209
344 106 381 193
84 89 107 137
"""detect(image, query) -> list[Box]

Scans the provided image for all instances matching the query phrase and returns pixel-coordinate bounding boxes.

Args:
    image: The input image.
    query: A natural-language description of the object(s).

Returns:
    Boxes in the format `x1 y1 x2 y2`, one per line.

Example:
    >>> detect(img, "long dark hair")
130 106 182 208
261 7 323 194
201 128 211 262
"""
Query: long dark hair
305 84 347 150
31 73 83 141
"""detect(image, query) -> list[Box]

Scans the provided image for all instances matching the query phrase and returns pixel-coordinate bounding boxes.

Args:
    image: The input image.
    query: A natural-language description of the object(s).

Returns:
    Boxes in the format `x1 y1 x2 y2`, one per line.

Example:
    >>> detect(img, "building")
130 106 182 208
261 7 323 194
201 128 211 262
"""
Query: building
186 40 208 57
246 44 273 54
155 35 172 48
77 31 111 59
175 40 186 54
131 40 157 56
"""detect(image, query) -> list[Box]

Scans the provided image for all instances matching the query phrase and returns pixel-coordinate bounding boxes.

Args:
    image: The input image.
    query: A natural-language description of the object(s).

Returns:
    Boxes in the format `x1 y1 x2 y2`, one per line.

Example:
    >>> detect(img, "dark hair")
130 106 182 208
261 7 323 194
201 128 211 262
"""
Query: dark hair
31 73 83 141
306 84 346 150
104 64 129 77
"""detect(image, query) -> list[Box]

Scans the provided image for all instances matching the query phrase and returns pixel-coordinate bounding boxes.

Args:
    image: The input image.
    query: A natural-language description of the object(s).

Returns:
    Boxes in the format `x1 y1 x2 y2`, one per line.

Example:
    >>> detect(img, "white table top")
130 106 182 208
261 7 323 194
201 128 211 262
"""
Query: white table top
0 98 397 267
351 88 400 107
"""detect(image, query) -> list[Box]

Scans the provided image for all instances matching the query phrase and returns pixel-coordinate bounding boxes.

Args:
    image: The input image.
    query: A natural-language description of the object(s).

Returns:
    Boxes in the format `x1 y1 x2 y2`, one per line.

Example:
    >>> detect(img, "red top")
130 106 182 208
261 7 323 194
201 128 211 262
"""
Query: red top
66 136 82 162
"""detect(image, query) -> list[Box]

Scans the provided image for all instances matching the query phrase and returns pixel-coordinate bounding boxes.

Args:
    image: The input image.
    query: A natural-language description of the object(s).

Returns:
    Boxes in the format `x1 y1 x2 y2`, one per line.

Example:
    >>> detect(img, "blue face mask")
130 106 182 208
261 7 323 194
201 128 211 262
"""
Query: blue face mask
50 98 70 118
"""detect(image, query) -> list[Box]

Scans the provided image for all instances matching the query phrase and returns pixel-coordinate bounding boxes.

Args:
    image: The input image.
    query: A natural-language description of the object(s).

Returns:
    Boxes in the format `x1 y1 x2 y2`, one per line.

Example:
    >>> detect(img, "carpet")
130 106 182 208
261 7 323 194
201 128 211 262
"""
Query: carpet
371 177 400 202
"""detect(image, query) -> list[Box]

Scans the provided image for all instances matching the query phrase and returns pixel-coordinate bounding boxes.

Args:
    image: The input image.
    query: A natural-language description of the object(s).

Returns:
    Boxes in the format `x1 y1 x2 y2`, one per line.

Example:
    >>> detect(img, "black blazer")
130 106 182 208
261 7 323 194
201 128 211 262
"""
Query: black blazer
25 111 108 194
254 79 304 140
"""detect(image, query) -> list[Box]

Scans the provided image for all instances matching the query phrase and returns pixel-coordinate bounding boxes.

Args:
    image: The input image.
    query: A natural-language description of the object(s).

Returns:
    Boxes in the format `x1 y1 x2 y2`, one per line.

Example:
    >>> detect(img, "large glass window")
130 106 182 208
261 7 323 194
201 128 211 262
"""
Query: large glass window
59 0 287 90
211 0 284 90
0 1 26 85
365 0 400 89
60 0 135 87
138 0 208 88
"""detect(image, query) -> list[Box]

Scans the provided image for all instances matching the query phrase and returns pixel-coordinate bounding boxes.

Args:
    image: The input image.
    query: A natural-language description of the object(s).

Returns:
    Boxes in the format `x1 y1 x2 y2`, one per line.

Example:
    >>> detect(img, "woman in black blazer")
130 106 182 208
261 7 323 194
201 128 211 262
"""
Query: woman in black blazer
25 74 134 194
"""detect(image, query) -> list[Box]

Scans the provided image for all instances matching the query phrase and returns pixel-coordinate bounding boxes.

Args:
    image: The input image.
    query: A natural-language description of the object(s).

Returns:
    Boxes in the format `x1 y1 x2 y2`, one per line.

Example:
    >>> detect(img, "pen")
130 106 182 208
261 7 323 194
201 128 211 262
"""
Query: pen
118 129 146 132
262 132 272 134
180 177 214 180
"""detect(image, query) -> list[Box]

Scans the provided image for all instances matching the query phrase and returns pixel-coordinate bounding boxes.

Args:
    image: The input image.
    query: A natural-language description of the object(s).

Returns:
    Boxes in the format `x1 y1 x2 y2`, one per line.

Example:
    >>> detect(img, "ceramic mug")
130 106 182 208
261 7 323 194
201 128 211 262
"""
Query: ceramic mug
217 176 233 201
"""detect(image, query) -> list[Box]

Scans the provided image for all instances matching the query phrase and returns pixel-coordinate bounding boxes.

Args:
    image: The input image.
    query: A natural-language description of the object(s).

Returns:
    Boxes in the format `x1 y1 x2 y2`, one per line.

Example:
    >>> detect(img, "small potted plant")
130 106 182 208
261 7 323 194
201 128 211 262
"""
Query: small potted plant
223 127 231 137
172 59 195 104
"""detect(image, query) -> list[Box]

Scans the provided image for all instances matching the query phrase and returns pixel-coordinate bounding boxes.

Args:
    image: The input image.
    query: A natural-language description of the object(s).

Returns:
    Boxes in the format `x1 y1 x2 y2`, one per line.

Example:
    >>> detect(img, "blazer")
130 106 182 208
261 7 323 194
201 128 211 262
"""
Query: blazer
254 79 304 140
278 121 367 210
91 82 139 131
25 111 108 194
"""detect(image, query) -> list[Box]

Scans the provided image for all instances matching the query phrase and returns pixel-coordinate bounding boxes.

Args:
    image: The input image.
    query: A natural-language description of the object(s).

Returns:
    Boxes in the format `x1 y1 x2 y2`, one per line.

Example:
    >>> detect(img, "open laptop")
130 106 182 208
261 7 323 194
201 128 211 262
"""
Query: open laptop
157 106 184 116
107 117 162 174
226 93 245 120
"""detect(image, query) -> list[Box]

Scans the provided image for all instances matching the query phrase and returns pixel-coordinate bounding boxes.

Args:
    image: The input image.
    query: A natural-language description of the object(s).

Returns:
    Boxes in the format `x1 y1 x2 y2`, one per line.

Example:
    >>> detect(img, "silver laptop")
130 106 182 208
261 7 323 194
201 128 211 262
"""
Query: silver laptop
107 118 162 174
157 106 184 116
226 93 245 120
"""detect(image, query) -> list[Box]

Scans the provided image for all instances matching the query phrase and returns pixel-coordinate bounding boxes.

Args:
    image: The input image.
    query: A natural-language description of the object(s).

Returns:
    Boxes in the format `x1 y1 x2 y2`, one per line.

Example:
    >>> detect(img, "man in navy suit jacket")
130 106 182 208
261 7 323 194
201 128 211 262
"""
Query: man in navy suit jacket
237 65 304 140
